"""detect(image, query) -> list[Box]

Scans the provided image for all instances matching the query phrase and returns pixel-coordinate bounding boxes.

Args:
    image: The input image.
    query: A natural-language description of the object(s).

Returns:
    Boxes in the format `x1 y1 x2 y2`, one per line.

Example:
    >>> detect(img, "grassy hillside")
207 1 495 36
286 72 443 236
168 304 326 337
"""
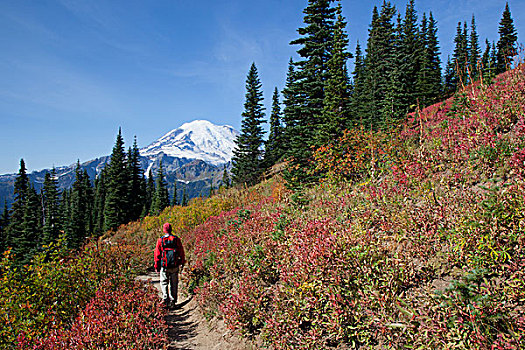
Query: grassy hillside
111 64 525 349
10 65 522 349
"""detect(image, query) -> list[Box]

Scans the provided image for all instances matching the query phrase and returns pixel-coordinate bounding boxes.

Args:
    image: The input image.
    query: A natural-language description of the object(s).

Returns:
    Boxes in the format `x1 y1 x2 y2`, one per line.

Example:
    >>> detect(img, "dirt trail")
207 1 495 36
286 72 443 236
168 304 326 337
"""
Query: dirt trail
137 272 255 350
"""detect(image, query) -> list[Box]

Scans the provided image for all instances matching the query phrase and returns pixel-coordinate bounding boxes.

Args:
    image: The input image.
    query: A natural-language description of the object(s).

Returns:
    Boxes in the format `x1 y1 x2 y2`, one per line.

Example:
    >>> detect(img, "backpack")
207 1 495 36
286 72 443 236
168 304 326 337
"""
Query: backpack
161 235 181 268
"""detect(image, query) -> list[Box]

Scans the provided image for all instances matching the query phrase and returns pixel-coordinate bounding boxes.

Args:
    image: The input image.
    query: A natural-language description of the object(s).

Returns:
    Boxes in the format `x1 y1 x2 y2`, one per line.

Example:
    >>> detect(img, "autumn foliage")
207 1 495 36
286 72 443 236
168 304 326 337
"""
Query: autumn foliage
179 65 525 349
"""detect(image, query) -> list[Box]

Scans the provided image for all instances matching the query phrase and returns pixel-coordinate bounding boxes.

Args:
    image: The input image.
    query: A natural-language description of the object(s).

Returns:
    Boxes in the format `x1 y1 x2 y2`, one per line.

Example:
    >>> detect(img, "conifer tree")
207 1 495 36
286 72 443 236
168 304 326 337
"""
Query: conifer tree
0 201 8 253
362 2 397 128
181 185 188 207
350 41 366 124
231 63 266 187
283 0 336 187
126 137 145 222
319 1 352 143
221 166 231 189
151 161 170 215
6 159 30 256
417 12 442 105
42 169 61 246
103 128 129 231
481 40 497 81
469 15 481 80
382 13 406 126
452 22 469 89
282 57 298 145
18 183 42 262
68 163 92 249
444 55 455 95
171 182 177 206
93 169 107 236
143 169 155 216
496 2 517 74
396 0 421 115
264 87 285 169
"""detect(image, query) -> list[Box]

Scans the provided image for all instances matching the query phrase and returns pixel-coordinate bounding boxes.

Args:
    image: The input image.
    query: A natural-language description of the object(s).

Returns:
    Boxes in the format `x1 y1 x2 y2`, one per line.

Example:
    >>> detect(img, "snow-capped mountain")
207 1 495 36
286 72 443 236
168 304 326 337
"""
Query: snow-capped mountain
140 120 238 166
0 120 238 211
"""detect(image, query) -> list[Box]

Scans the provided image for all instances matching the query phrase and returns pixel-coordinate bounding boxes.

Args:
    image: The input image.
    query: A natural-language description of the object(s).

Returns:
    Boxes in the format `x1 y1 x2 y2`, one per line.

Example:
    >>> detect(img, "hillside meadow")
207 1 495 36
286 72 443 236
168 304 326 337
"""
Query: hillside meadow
1 64 524 349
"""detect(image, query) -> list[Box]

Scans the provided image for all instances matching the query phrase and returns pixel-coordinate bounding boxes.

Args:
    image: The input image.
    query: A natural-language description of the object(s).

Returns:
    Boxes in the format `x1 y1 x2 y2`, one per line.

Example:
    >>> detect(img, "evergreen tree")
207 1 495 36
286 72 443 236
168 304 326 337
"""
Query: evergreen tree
264 87 285 169
417 12 442 105
444 55 455 95
93 169 107 236
18 183 42 262
231 63 266 187
496 2 517 74
319 0 352 143
283 0 336 187
481 39 497 81
171 181 178 206
103 128 129 231
469 15 481 80
142 169 155 216
362 2 397 128
67 163 92 249
181 185 188 207
42 169 61 246
350 41 366 124
452 21 469 89
396 0 421 117
6 159 30 257
151 161 170 215
221 166 231 189
0 201 8 253
126 137 146 222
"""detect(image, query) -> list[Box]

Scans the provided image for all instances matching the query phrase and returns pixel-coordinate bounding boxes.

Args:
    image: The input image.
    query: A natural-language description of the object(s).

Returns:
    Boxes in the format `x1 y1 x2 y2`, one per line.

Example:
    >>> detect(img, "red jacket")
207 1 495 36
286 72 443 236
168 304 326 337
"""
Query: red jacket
154 234 186 271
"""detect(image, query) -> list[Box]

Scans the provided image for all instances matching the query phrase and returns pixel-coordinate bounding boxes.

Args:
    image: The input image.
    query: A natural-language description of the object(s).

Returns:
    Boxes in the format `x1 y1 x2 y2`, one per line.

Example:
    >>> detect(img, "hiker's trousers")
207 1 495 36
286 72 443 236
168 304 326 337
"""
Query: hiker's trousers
160 266 179 303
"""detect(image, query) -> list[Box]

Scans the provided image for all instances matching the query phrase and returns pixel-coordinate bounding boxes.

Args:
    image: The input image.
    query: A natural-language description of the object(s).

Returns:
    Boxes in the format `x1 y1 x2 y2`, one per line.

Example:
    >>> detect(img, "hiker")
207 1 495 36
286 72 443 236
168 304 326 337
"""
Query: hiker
154 222 186 308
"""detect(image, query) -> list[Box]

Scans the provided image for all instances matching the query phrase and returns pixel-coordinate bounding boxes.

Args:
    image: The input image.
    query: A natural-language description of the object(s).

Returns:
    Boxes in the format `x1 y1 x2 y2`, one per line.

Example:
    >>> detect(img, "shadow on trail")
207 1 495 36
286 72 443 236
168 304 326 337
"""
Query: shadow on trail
166 296 197 350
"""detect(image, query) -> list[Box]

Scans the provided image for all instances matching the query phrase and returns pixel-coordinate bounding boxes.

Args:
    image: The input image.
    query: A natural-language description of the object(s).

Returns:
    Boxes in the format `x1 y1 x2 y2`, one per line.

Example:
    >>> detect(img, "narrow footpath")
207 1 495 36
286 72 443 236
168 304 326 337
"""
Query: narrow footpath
137 272 255 350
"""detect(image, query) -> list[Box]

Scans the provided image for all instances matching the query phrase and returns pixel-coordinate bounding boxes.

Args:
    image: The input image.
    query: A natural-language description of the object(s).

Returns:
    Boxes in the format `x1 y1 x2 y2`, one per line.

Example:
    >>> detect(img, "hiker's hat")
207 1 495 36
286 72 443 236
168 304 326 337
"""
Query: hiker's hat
163 222 172 234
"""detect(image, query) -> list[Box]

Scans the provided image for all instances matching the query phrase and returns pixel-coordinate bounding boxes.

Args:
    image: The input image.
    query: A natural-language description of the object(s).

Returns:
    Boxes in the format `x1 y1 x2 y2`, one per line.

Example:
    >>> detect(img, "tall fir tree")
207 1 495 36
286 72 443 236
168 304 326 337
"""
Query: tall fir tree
221 166 231 189
231 63 266 186
18 182 43 263
319 0 352 143
350 41 366 124
264 87 285 169
0 200 8 253
417 12 442 106
41 169 61 246
396 0 421 116
143 169 155 216
452 21 469 89
481 39 497 81
496 2 517 74
171 181 178 206
283 0 336 187
444 55 455 95
92 169 107 236
67 163 92 249
362 2 397 128
151 161 170 215
181 185 188 207
469 15 481 80
103 128 129 231
126 137 146 223
6 159 31 259
282 57 298 141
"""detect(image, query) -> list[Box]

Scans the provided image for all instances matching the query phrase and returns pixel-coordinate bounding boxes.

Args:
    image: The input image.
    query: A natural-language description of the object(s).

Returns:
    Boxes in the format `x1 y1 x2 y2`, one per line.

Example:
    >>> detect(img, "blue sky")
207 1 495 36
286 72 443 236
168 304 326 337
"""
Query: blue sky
0 0 523 174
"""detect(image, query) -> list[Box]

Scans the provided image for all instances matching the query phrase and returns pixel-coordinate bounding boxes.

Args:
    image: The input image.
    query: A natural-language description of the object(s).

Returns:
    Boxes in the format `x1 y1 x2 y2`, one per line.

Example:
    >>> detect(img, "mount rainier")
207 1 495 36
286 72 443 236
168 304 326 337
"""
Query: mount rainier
0 120 239 210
